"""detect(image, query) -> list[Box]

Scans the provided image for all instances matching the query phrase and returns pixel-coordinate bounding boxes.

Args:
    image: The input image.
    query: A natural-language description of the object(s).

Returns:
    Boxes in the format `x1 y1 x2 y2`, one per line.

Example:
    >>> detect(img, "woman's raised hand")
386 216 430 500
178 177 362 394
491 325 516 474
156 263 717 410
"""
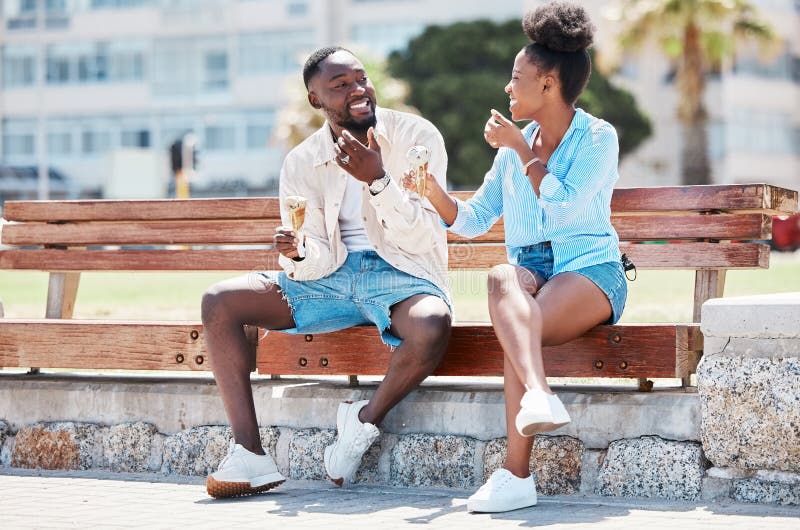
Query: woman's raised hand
484 109 526 150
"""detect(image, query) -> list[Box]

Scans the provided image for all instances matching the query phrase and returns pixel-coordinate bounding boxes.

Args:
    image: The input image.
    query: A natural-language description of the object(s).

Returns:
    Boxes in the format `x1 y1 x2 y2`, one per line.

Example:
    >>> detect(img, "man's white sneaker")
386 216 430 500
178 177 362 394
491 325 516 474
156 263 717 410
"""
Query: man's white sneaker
206 441 285 499
324 400 380 486
467 469 537 513
515 386 571 437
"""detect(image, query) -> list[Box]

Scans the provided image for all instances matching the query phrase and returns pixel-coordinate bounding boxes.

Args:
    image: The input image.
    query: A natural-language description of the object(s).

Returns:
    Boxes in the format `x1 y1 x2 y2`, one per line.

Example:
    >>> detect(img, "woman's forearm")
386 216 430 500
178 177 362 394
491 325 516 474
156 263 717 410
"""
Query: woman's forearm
426 177 459 226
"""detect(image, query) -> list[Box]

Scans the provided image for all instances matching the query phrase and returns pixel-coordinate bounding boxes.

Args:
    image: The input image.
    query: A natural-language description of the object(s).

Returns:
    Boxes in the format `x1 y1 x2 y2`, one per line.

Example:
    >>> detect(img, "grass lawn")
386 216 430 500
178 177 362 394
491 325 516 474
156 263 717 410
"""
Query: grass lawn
1 251 798 323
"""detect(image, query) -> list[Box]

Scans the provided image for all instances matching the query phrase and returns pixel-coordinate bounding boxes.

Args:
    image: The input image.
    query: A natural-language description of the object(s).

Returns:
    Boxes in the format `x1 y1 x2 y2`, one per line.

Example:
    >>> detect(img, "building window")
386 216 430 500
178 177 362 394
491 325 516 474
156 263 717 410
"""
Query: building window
81 119 113 155
121 128 151 148
287 1 308 16
246 111 275 150
2 45 38 87
2 119 37 158
5 0 38 30
48 131 73 157
203 51 229 91
350 22 423 57
239 30 314 75
205 123 236 151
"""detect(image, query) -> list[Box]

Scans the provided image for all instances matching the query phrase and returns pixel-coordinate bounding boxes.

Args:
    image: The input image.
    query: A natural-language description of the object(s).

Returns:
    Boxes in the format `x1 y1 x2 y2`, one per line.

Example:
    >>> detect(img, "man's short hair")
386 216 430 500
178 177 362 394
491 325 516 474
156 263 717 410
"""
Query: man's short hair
302 46 352 88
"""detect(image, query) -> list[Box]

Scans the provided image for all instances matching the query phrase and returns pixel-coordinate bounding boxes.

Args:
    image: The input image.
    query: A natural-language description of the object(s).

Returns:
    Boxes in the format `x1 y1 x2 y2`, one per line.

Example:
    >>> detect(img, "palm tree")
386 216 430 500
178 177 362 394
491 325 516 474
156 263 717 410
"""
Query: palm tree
610 0 774 185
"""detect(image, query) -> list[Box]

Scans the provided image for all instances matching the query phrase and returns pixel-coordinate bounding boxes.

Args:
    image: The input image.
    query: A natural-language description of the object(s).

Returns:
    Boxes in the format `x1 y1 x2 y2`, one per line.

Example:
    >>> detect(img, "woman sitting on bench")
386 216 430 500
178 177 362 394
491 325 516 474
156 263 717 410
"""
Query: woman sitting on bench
404 0 627 514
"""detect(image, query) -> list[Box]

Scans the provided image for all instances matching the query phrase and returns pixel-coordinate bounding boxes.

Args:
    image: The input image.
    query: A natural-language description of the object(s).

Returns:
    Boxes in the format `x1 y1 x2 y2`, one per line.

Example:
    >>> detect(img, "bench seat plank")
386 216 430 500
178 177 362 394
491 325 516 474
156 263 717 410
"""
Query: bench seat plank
0 319 700 378
258 323 700 379
0 242 768 271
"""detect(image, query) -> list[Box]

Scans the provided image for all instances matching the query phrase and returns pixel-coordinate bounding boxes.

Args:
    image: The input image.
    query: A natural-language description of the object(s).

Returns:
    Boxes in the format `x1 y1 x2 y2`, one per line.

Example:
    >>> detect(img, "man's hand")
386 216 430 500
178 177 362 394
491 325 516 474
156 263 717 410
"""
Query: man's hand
274 226 303 260
334 128 384 184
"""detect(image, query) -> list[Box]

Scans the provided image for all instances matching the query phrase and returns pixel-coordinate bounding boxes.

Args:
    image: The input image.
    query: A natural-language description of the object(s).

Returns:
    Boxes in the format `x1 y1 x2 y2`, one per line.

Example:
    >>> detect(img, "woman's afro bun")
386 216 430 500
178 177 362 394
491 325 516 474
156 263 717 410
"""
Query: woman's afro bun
523 1 595 53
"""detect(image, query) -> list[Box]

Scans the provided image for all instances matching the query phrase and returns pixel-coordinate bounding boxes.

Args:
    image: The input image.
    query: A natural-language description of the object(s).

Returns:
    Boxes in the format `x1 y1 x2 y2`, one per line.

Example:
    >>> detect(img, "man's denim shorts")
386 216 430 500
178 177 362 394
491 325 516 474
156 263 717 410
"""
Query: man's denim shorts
516 243 627 324
260 250 450 347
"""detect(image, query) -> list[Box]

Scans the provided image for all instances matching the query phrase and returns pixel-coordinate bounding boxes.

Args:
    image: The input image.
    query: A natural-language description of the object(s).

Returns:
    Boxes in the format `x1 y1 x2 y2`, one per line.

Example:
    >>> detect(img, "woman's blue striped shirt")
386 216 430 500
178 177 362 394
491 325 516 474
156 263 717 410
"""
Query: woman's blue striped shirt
447 108 621 272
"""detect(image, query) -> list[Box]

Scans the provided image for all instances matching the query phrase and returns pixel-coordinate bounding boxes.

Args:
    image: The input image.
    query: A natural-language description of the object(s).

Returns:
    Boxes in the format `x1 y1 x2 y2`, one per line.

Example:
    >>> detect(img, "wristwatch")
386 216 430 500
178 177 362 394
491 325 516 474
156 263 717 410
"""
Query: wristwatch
368 172 392 195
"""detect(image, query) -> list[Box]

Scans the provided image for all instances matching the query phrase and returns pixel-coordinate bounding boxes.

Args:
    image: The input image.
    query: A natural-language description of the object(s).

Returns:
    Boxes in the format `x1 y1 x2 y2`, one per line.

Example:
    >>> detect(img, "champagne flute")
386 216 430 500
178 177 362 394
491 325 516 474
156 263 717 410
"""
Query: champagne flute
406 145 430 198
284 195 307 258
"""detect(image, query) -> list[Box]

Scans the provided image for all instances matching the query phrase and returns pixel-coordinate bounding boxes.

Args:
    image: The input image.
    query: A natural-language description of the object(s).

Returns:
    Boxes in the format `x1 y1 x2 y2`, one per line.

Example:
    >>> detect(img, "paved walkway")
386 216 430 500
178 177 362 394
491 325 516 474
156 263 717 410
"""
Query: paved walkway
1 469 798 529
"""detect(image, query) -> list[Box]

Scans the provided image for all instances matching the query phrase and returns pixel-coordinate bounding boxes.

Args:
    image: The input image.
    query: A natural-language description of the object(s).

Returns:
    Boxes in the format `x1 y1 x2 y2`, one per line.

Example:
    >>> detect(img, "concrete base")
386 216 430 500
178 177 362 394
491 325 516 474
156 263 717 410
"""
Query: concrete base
0 374 699 449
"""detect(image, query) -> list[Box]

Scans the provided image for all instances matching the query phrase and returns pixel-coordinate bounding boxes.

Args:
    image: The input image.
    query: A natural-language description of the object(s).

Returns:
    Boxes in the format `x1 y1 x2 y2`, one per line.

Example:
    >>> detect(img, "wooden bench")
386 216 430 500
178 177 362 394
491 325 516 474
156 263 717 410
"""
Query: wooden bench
0 184 796 390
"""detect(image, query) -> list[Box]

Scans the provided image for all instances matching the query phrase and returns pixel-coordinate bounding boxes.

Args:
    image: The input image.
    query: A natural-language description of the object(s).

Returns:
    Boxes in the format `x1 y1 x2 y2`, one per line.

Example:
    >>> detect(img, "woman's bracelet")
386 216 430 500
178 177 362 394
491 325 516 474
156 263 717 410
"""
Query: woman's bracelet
522 157 540 173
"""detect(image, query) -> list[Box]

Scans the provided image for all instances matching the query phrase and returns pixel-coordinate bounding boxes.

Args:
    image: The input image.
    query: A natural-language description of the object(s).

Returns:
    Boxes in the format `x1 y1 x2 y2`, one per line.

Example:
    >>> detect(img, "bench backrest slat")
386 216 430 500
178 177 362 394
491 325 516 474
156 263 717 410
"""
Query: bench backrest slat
0 212 773 246
0 242 768 271
3 184 796 223
0 184 795 273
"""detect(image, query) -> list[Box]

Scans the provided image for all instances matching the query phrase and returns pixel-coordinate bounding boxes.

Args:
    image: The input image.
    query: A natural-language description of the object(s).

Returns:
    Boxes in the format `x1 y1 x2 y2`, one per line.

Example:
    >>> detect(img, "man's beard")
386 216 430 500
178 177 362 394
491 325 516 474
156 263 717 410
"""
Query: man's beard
336 112 377 135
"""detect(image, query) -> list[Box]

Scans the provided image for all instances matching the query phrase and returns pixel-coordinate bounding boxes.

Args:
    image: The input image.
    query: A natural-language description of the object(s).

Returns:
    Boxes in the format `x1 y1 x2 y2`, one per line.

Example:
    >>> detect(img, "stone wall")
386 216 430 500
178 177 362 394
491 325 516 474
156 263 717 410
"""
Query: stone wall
697 293 800 506
0 419 708 501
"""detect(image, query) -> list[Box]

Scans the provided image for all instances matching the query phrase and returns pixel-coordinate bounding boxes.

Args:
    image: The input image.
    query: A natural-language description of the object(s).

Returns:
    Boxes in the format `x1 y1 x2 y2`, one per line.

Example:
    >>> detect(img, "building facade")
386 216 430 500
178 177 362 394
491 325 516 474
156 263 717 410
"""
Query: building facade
1 0 798 198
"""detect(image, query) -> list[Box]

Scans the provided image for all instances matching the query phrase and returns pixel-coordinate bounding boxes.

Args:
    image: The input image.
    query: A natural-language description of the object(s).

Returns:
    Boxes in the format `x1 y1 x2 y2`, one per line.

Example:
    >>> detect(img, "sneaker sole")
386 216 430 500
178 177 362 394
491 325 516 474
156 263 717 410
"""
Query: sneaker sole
323 444 345 487
467 495 537 513
206 476 285 499
518 419 570 437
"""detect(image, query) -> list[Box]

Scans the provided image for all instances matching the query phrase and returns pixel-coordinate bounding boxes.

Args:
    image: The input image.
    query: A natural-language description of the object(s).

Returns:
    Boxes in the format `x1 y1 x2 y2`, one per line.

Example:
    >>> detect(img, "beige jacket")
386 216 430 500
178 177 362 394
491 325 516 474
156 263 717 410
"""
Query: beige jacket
278 107 451 304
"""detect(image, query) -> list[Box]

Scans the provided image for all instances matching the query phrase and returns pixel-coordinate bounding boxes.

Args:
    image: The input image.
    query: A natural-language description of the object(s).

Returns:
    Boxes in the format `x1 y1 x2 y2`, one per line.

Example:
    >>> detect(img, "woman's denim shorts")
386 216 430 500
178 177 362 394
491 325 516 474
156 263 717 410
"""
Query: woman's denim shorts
260 250 450 347
516 243 627 324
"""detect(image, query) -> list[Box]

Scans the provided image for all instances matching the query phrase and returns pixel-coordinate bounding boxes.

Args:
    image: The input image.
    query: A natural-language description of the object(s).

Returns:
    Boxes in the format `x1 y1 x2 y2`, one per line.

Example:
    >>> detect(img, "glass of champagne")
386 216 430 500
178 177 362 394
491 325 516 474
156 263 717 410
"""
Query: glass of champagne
406 145 430 198
284 195 307 258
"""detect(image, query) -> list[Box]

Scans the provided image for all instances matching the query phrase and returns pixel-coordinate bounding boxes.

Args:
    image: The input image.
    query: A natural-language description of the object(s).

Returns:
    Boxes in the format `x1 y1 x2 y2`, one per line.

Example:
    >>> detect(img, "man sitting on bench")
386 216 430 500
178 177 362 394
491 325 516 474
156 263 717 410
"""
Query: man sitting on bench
201 46 452 498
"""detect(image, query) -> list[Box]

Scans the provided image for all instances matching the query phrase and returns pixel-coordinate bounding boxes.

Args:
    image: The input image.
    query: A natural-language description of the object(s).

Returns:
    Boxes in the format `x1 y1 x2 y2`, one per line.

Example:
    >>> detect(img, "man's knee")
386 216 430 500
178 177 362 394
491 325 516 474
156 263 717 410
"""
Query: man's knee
407 308 451 355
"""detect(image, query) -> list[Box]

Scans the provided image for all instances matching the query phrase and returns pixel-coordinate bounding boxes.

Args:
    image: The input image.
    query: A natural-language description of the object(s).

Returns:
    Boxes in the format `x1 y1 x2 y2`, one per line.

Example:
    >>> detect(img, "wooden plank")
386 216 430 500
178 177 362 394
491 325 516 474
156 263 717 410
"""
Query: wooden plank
676 325 704 380
0 242 767 272
692 269 727 322
1 220 280 246
618 242 768 270
455 184 798 216
45 272 80 319
2 212 771 247
0 319 692 378
257 323 693 378
3 198 281 222
0 249 282 272
4 185 795 223
612 213 771 241
0 320 214 371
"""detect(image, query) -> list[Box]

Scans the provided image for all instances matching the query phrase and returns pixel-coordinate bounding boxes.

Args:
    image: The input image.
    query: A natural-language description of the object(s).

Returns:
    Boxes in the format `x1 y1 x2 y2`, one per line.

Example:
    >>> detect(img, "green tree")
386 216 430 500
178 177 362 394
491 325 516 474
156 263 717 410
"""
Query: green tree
610 0 774 185
388 19 652 189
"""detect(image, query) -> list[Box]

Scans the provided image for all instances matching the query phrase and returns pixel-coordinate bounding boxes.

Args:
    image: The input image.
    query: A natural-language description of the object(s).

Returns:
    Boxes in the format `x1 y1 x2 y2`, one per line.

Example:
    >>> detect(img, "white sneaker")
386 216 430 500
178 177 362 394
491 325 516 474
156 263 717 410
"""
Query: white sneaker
467 469 537 513
324 400 380 486
206 440 285 499
515 386 571 437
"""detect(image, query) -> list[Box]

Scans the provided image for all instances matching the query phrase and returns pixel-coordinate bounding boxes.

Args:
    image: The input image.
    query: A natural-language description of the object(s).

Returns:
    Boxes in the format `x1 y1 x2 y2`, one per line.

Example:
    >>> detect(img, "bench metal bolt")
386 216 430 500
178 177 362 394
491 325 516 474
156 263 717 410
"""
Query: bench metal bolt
175 354 184 364
320 357 329 367
190 330 199 340
618 360 629 370
305 334 313 342
299 357 308 367
594 360 604 369
609 332 622 344
195 355 204 365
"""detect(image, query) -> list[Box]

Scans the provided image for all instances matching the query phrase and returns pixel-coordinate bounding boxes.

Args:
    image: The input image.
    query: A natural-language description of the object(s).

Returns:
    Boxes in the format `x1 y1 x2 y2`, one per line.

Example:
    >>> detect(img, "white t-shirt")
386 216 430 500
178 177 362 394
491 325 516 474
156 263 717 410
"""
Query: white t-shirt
338 175 374 252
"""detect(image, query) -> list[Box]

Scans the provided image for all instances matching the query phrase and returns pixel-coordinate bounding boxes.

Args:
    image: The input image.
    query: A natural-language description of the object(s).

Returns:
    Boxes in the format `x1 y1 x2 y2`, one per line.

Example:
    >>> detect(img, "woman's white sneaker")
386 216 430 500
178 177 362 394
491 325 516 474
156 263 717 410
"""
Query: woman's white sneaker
206 440 285 499
515 387 571 437
467 469 537 513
